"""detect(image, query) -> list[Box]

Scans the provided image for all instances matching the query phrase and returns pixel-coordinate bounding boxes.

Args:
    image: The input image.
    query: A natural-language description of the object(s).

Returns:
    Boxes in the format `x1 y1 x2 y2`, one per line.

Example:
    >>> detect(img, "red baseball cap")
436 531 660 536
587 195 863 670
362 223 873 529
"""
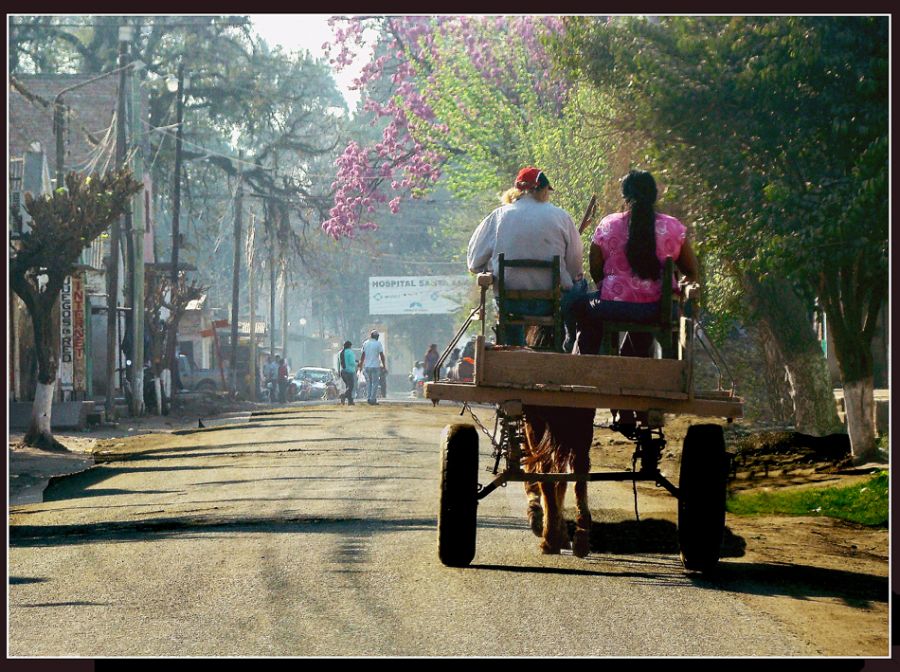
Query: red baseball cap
515 166 553 191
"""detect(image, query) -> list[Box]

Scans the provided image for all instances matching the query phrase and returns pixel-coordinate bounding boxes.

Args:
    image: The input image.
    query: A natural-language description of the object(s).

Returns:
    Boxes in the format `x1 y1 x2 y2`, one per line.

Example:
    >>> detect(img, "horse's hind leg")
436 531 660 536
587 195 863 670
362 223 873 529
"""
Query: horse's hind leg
555 480 571 551
525 479 543 537
571 419 593 558
539 481 562 554
522 415 546 537
572 475 591 558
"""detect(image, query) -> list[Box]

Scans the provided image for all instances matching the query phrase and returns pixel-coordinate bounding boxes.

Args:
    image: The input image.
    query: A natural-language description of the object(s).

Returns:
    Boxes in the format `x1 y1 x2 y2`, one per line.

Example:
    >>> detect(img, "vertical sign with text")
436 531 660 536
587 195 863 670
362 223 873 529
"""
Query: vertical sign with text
59 274 74 392
72 272 86 393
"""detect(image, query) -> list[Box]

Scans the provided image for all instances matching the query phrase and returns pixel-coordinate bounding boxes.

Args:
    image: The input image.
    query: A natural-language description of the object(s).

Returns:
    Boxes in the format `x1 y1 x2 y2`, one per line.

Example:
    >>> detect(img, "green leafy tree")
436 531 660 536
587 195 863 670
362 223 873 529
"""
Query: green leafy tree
559 16 887 459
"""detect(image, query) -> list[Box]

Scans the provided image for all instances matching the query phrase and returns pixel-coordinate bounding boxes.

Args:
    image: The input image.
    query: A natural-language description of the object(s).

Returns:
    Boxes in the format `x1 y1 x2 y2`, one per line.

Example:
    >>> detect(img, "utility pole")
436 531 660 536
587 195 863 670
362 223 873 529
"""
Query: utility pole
130 45 146 416
122 40 136 407
230 151 243 397
281 262 288 361
53 102 65 191
269 220 276 358
167 61 185 392
248 213 257 401
105 31 129 420
171 62 184 290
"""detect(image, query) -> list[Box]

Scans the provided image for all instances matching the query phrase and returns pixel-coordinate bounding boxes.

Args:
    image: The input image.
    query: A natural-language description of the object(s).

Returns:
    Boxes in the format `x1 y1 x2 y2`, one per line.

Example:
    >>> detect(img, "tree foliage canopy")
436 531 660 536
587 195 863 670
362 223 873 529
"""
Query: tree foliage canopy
558 16 888 305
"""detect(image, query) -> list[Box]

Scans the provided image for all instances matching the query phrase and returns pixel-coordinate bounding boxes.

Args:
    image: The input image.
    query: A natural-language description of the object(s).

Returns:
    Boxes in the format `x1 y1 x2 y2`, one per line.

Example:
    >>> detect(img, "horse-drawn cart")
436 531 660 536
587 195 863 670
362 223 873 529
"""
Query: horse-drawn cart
425 271 743 573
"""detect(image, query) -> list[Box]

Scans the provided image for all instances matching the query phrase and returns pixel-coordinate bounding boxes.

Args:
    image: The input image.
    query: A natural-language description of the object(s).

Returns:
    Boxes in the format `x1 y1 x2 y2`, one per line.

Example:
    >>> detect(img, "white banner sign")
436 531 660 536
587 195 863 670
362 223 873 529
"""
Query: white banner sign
369 276 470 315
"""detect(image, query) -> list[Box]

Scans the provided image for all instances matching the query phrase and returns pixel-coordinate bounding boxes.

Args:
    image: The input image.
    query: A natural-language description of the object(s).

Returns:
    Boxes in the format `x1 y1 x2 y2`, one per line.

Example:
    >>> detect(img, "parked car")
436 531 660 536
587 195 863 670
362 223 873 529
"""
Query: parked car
289 367 339 401
177 354 227 393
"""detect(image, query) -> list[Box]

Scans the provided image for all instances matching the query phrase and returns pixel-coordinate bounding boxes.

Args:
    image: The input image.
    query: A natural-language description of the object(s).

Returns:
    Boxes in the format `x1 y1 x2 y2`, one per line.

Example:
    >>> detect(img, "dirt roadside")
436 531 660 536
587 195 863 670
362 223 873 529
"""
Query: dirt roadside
7 400 891 656
589 413 890 657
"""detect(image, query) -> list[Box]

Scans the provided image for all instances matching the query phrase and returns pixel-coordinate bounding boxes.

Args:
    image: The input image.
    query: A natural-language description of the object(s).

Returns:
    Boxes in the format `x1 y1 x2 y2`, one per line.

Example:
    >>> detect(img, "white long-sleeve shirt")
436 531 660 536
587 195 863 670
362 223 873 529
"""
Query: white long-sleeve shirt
466 193 583 291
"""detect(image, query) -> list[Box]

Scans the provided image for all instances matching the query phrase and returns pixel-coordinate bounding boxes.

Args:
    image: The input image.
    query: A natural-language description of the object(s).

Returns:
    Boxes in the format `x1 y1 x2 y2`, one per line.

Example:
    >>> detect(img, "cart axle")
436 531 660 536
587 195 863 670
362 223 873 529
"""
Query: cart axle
477 471 680 500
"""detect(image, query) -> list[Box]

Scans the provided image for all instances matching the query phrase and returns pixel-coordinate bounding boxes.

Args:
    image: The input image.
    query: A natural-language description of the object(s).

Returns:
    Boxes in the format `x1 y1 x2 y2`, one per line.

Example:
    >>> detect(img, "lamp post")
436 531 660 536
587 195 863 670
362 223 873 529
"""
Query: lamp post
165 63 189 391
299 318 307 365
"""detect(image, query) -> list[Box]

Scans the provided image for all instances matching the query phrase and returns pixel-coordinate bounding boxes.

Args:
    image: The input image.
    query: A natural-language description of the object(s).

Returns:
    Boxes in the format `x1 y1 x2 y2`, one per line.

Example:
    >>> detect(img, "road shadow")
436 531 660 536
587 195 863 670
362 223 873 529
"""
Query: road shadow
9 576 48 585
567 517 747 558
703 561 888 607
172 421 320 435
96 438 315 461
42 465 221 502
9 515 438 548
471 562 670 580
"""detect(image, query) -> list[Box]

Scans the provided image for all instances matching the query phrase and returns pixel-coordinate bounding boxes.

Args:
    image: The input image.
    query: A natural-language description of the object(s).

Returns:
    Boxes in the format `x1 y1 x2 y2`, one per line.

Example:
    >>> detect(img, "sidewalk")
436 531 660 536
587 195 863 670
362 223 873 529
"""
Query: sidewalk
8 411 198 506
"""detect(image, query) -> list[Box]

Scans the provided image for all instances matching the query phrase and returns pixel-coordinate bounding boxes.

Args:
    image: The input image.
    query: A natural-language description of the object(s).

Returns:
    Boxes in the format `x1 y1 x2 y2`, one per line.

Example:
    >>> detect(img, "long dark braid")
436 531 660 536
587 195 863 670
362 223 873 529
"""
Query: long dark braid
622 170 659 281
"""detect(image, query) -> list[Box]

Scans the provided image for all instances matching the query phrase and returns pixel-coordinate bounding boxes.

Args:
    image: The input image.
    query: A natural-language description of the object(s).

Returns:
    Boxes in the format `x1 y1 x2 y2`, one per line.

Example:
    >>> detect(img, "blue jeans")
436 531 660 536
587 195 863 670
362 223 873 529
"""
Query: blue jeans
497 278 588 351
365 367 381 403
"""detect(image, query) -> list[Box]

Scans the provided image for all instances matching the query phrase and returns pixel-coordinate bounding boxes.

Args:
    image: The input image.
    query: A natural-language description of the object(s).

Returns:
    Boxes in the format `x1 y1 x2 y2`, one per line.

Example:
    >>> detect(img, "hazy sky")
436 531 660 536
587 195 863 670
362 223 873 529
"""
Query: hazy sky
248 14 368 110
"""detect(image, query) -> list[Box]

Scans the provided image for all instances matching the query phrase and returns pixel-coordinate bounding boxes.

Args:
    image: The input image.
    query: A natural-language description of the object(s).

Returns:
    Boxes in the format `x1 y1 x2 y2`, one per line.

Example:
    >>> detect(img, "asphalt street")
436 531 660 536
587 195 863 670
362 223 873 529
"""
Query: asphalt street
9 402 820 656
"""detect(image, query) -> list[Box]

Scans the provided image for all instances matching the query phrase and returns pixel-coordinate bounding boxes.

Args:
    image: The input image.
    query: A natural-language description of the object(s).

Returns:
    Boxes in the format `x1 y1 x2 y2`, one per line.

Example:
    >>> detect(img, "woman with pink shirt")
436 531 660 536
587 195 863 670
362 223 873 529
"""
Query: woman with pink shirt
572 170 699 357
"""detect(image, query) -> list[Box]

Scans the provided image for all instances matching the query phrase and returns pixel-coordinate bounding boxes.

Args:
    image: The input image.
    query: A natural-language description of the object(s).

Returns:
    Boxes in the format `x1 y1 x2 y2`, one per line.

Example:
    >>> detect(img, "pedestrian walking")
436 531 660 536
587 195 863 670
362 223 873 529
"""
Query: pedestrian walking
338 341 357 405
423 344 440 380
276 355 289 403
262 355 277 402
358 330 387 405
446 347 461 379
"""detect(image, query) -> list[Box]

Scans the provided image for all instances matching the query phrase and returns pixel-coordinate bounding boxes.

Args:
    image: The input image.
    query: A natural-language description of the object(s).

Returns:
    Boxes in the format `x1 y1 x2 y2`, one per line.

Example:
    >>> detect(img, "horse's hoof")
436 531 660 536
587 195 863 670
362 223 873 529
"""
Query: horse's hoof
573 532 590 558
528 507 543 537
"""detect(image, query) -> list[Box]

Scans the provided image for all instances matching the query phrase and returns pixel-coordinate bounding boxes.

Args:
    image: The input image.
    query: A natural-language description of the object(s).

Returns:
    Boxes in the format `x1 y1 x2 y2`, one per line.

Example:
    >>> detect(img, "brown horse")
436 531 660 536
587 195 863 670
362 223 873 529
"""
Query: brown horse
520 326 596 557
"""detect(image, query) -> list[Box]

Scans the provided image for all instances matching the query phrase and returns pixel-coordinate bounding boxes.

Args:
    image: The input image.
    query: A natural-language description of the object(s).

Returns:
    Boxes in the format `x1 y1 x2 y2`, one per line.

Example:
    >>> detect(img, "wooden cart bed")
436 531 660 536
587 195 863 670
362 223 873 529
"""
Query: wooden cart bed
425 335 742 419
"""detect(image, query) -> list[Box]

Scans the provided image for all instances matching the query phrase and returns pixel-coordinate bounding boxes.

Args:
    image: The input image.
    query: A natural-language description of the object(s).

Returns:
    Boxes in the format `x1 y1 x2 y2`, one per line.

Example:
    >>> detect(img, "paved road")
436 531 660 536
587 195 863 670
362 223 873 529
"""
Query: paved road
9 402 819 656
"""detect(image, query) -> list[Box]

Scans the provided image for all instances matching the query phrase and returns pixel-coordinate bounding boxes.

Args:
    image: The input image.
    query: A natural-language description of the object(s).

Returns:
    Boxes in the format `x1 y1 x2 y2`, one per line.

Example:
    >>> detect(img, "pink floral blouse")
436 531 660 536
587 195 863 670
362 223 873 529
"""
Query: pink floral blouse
591 211 687 303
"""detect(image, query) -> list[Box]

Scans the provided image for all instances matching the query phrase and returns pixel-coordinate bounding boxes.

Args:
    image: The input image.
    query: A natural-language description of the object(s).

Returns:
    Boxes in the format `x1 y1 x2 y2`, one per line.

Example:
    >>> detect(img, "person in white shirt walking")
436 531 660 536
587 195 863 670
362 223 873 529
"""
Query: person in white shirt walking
358 330 387 405
467 166 586 350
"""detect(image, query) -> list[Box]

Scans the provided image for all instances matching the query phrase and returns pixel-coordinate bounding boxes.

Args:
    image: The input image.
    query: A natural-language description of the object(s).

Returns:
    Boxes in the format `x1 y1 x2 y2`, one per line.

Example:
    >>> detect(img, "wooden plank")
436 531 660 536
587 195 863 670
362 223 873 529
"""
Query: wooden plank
695 390 738 399
620 388 689 400
479 348 687 393
679 316 694 397
423 381 743 418
473 335 485 386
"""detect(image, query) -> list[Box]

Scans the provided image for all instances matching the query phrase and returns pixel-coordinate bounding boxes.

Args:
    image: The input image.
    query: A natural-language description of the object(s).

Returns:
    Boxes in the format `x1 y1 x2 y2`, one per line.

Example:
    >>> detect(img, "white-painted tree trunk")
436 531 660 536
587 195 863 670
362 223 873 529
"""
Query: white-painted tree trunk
131 369 145 416
843 377 877 463
30 381 55 436
154 377 163 415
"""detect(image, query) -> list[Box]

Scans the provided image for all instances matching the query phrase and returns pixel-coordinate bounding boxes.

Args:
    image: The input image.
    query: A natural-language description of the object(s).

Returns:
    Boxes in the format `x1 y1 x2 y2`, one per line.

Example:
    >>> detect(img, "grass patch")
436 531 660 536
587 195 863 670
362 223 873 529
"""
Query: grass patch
727 471 889 527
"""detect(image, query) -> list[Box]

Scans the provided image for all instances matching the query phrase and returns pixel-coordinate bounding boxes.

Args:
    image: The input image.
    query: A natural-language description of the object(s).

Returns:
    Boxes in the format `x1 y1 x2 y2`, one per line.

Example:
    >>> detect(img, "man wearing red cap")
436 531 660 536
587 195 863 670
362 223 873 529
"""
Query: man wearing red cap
467 166 586 349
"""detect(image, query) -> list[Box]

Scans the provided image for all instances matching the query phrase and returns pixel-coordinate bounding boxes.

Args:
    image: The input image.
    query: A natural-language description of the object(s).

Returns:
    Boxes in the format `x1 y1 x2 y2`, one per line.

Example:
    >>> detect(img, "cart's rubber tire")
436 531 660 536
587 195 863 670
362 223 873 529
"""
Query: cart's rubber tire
678 423 728 573
438 424 479 567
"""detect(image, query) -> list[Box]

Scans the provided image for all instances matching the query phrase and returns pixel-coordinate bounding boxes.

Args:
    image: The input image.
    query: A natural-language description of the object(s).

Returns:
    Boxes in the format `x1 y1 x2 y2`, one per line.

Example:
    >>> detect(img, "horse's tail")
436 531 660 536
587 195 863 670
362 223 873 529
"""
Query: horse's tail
522 405 595 471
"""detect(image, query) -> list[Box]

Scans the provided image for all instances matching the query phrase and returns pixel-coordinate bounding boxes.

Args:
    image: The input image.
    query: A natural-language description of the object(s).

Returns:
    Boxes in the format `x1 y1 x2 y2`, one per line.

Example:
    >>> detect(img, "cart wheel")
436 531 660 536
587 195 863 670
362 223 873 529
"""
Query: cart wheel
678 423 728 573
438 424 479 567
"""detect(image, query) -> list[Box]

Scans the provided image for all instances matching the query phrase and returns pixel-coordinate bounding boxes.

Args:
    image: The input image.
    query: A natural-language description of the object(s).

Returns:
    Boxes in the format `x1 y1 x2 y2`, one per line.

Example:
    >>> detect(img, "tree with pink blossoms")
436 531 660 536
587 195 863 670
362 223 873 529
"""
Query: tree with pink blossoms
322 15 609 239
